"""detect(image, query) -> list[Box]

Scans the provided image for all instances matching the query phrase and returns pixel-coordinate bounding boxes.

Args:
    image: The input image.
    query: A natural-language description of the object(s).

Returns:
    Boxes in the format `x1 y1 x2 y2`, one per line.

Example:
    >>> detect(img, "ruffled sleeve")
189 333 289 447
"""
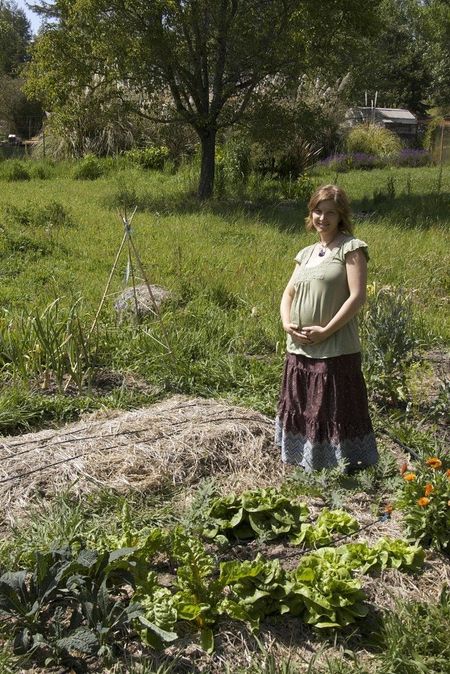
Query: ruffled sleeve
294 245 313 265
339 237 369 262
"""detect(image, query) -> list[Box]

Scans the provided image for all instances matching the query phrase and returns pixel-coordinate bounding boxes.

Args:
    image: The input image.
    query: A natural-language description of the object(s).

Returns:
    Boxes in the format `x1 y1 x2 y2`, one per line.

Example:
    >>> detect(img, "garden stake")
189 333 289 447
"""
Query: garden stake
88 206 138 340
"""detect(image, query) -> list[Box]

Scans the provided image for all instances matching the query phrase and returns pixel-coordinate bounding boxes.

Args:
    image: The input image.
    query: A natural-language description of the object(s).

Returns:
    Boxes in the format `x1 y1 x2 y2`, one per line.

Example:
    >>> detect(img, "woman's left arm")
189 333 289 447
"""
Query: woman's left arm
303 249 367 344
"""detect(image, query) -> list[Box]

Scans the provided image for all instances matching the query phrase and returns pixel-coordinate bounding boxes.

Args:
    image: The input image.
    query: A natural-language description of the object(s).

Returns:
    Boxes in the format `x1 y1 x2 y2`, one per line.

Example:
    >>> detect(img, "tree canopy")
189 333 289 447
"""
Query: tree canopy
0 0 31 75
26 0 381 197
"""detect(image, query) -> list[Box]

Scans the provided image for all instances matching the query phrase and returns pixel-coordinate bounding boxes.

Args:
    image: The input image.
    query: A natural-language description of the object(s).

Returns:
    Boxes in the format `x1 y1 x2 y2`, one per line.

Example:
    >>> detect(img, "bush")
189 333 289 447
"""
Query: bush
393 148 433 168
345 123 402 157
317 152 384 172
4 161 31 181
73 154 105 180
221 137 252 192
2 202 74 230
31 163 52 179
361 286 418 406
124 146 170 170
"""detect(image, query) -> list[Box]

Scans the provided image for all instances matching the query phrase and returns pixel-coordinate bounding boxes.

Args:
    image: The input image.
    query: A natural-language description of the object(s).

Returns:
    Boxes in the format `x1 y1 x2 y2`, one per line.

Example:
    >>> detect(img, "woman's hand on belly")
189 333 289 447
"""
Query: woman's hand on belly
302 325 330 344
283 322 312 345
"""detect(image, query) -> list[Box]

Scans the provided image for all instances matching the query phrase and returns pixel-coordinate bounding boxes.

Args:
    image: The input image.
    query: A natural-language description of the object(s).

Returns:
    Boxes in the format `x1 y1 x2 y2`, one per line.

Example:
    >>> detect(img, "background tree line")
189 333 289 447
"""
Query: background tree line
0 0 42 139
1 0 449 197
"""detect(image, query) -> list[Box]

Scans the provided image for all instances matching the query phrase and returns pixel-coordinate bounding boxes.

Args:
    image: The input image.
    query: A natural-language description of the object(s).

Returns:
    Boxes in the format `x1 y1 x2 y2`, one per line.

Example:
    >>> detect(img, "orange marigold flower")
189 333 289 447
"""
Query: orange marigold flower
403 472 416 481
424 483 434 496
425 457 442 469
384 504 394 514
446 469 450 479
417 497 430 507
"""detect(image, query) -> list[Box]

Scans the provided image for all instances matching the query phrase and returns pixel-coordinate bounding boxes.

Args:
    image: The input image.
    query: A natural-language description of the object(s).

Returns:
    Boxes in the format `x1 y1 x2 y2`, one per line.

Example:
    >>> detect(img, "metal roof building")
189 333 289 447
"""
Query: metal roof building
345 107 418 139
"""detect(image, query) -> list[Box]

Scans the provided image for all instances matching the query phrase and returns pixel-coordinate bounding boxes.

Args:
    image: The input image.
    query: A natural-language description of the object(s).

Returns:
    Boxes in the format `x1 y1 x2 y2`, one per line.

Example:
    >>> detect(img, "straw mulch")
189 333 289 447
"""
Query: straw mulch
0 395 279 523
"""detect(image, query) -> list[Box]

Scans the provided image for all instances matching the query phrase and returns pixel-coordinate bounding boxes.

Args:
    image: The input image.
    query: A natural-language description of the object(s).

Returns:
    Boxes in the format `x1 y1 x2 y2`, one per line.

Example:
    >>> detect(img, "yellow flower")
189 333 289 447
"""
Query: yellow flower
426 457 442 469
403 472 416 482
424 483 434 496
417 497 430 507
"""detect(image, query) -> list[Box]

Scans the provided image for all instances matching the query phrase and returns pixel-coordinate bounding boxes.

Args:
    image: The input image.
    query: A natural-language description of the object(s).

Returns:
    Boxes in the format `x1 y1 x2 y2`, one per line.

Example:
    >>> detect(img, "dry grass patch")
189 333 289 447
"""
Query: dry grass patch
0 395 279 524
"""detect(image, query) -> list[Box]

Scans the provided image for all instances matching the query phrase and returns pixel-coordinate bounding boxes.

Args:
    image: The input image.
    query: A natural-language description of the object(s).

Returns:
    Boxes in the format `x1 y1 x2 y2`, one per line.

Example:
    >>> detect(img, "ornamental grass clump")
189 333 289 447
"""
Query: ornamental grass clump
345 123 402 157
398 455 450 552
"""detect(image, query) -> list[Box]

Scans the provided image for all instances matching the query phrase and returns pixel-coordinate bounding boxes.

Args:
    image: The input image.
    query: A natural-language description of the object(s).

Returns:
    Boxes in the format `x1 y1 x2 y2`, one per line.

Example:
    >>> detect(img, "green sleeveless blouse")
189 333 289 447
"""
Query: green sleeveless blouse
287 236 369 359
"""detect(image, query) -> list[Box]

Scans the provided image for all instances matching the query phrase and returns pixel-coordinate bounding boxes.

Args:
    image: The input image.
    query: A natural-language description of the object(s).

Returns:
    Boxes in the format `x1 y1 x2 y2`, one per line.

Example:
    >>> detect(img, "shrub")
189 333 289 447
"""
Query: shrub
73 154 105 180
2 202 74 230
34 201 74 229
4 161 31 181
124 146 170 170
317 152 384 172
31 162 55 179
345 123 402 157
361 285 418 406
393 148 433 168
222 137 252 190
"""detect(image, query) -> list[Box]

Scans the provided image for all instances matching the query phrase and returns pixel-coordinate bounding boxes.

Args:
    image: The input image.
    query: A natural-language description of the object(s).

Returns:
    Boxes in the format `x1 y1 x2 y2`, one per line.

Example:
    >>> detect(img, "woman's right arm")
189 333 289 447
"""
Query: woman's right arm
280 267 310 344
280 267 297 333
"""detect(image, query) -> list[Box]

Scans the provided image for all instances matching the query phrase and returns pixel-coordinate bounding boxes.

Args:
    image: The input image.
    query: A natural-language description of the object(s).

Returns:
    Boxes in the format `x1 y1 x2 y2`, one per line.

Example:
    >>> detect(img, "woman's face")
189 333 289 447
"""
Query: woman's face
311 199 341 238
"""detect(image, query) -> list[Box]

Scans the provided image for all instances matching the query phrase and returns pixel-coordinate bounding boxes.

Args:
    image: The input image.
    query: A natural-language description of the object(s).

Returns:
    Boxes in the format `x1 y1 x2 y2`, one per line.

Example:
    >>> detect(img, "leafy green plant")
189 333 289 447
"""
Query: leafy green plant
220 555 291 632
73 154 105 180
398 455 450 551
4 161 31 181
290 554 367 629
124 146 170 170
290 509 359 547
221 136 252 193
202 488 309 542
312 538 425 574
361 285 418 406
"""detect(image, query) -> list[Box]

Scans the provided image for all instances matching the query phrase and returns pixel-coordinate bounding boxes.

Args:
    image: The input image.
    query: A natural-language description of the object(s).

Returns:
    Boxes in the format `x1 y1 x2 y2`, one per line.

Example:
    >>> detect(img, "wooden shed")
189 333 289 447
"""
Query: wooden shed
345 107 418 142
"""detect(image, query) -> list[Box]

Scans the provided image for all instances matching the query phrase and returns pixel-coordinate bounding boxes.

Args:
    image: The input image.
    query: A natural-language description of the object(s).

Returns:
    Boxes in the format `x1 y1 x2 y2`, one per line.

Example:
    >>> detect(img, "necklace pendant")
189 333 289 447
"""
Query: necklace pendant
318 248 326 257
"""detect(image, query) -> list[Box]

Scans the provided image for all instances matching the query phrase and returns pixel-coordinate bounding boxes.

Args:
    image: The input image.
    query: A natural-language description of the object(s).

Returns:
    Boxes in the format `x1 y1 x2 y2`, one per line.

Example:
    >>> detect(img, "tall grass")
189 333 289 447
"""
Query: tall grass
0 160 448 431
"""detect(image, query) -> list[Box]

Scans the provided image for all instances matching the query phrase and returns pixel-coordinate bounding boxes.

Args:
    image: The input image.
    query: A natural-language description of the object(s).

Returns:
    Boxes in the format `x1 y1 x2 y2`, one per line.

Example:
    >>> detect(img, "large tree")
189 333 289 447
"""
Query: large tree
26 0 381 198
0 0 31 75
0 1 42 138
421 0 450 110
350 0 430 116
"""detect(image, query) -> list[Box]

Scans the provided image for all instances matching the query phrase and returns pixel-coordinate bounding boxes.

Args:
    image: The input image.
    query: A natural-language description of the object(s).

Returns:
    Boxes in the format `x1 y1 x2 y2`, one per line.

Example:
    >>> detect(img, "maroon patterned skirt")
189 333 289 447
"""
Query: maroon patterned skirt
275 352 378 472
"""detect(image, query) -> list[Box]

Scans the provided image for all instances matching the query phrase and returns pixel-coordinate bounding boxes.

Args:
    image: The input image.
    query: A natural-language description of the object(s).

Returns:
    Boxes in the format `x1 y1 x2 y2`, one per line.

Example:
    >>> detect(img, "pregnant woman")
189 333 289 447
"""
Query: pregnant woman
275 184 378 472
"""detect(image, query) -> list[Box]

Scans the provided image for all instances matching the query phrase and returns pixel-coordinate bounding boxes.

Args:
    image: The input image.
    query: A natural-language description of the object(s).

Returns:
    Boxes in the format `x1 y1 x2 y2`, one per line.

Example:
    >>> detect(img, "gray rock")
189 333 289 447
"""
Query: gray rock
115 284 171 318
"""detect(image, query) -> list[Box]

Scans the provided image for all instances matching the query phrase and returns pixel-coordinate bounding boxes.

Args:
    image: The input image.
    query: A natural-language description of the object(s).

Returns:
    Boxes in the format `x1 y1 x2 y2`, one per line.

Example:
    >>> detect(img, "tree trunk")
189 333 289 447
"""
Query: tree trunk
197 128 216 200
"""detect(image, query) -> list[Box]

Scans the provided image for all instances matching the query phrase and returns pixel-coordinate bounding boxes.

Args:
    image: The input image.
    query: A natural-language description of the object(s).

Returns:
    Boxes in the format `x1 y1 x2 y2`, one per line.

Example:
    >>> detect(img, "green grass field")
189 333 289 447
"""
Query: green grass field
0 161 448 425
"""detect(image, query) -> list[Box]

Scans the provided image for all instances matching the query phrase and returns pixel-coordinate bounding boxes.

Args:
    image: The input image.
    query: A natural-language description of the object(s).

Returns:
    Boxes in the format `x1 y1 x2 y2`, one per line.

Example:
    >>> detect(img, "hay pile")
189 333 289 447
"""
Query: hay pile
0 396 278 521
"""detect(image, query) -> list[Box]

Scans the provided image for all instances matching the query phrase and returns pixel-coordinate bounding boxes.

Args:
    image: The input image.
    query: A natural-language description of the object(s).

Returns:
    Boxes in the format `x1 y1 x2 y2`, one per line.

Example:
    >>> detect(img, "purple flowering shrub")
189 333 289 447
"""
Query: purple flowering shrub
393 149 433 167
317 149 432 172
317 153 384 172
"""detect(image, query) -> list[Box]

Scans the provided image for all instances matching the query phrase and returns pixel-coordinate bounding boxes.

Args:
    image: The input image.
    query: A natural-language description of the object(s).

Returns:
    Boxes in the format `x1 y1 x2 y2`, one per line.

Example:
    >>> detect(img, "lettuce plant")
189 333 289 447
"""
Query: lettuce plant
202 487 309 542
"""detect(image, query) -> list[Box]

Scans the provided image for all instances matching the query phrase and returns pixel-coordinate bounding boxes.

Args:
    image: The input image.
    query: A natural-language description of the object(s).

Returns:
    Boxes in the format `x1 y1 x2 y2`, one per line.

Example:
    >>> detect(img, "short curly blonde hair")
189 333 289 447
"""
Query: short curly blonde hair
305 184 354 234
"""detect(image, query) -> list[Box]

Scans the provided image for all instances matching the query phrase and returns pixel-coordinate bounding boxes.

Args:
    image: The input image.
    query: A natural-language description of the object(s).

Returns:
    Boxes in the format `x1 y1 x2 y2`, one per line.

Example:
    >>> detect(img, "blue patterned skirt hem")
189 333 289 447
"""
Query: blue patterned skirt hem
275 416 378 472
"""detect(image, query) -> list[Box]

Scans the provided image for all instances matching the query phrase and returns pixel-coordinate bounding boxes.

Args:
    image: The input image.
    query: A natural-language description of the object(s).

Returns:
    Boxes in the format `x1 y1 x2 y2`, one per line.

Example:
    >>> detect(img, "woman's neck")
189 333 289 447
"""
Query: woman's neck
319 231 342 246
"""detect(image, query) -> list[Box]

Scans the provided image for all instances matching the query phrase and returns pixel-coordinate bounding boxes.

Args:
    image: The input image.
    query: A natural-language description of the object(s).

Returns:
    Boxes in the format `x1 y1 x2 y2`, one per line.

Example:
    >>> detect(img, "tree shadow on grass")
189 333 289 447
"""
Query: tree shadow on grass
351 191 449 230
104 185 449 232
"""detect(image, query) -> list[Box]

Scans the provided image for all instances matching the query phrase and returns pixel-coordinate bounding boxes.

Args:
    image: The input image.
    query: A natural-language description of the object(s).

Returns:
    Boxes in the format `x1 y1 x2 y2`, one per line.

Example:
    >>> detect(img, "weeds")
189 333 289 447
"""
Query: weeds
361 286 418 407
